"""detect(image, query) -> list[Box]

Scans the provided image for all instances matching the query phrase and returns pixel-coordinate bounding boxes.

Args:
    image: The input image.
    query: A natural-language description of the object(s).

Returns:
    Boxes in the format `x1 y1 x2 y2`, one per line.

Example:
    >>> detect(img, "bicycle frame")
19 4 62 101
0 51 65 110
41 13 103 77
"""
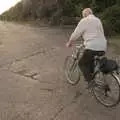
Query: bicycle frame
71 44 84 60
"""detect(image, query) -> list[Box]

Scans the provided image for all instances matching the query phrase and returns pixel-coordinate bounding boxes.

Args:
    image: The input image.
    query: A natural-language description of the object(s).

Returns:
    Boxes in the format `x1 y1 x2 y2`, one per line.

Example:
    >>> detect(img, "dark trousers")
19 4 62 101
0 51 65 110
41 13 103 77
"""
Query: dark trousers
79 49 105 82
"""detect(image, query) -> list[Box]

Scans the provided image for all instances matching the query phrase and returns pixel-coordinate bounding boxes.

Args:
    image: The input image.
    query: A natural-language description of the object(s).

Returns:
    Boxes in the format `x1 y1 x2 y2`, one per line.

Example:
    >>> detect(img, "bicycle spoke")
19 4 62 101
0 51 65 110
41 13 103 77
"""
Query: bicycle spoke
64 56 80 85
93 72 120 107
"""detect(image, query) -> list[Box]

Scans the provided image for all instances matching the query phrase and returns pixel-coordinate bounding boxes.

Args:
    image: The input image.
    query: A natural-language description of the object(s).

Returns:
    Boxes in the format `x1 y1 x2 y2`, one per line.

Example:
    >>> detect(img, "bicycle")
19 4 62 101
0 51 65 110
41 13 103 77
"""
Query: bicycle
64 43 120 107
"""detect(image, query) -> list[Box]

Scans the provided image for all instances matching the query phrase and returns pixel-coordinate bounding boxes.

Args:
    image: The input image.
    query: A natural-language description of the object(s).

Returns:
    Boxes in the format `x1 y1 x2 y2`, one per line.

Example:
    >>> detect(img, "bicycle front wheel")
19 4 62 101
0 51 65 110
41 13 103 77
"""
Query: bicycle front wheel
92 72 120 107
64 56 81 85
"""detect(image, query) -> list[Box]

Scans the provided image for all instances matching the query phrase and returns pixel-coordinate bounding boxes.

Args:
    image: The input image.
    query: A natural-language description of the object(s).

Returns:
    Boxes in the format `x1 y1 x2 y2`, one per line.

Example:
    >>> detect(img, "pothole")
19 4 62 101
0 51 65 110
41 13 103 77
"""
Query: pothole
9 60 39 80
17 69 39 80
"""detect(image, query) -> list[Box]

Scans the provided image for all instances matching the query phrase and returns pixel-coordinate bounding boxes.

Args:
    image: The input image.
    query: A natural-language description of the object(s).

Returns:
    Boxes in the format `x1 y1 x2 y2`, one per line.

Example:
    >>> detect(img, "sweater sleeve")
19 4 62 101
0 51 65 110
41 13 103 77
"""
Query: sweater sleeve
69 19 85 41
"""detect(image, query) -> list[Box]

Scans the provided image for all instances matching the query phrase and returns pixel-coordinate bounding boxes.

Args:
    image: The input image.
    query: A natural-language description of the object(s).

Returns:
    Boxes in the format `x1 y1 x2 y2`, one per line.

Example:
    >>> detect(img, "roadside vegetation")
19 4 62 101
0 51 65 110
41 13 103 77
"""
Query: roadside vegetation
0 0 120 36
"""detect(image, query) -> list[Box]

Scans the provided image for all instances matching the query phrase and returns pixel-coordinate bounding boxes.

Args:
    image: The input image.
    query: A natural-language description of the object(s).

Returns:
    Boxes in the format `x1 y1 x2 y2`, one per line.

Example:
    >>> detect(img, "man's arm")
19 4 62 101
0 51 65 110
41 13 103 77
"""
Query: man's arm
66 19 85 47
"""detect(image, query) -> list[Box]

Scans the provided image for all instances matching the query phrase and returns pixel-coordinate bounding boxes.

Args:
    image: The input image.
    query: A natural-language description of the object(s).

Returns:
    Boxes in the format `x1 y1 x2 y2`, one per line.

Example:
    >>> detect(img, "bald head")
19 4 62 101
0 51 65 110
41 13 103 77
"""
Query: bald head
82 8 93 18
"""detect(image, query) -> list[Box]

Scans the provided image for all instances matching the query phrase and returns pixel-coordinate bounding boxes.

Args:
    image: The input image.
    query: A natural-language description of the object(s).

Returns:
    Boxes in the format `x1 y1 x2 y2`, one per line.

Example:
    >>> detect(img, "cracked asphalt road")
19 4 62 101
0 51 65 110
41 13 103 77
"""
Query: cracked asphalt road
0 21 120 120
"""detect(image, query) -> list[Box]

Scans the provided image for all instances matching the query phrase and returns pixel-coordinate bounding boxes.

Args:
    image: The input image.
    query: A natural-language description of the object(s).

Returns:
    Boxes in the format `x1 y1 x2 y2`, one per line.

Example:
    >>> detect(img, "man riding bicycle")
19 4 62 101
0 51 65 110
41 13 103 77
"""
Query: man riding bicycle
66 8 107 84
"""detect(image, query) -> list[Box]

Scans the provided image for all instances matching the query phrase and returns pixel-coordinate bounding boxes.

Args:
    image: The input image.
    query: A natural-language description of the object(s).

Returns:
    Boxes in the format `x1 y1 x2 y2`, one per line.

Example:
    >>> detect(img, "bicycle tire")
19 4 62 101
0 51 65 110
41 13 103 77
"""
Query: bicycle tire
64 56 81 85
92 72 120 107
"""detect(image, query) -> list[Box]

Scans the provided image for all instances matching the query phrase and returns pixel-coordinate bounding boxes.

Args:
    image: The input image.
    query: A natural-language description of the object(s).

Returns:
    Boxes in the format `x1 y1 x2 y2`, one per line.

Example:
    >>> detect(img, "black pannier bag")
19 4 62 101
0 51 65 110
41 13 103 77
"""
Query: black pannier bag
99 57 118 74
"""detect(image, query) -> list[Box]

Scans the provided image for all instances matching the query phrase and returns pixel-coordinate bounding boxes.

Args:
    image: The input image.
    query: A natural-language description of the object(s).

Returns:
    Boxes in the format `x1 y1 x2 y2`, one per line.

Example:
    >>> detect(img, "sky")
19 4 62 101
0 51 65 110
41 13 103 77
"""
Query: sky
0 0 21 15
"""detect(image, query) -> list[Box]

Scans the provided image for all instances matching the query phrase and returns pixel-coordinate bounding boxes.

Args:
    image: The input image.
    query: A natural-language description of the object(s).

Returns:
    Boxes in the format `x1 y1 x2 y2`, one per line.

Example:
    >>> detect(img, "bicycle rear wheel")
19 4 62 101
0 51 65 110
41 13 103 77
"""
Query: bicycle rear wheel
64 56 81 85
92 72 120 107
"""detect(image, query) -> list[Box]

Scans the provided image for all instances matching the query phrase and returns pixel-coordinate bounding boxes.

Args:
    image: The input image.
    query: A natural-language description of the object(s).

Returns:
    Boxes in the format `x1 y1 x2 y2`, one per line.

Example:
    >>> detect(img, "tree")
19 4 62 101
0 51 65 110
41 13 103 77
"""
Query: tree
92 0 96 5
117 0 120 5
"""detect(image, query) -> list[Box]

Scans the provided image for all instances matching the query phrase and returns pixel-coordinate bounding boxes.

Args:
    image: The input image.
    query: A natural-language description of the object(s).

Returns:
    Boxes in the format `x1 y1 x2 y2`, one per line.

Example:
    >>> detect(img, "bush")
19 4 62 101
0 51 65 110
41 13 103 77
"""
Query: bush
102 5 120 36
36 7 50 18
62 0 84 17
49 9 62 25
60 16 79 25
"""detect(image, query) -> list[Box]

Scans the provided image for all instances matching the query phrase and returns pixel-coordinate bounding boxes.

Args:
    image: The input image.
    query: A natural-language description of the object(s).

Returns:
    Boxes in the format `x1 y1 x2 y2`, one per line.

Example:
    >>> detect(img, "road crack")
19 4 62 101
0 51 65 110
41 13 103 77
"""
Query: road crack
50 97 78 120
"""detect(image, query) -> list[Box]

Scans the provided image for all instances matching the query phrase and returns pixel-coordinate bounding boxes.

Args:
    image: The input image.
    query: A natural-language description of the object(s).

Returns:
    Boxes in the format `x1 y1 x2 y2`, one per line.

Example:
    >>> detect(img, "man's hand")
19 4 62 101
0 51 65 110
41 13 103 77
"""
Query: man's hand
66 41 72 48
